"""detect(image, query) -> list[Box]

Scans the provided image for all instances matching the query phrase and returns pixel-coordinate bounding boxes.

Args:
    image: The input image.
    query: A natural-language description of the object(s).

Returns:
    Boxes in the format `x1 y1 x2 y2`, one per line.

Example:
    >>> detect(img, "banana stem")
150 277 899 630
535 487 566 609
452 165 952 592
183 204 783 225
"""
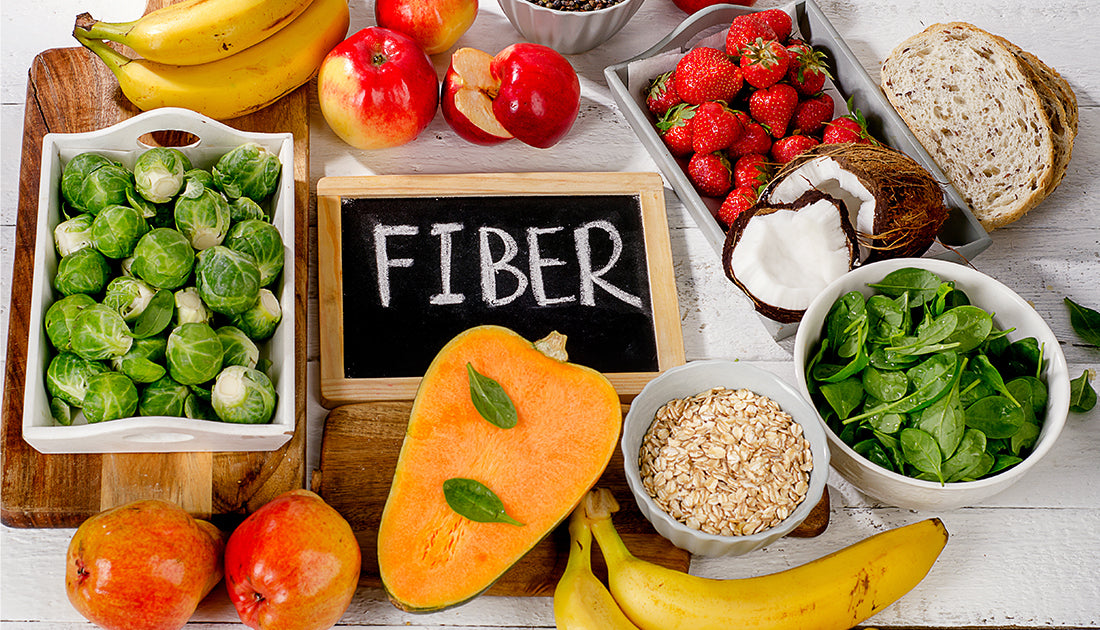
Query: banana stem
564 510 594 575
582 490 635 570
72 29 133 75
78 17 138 43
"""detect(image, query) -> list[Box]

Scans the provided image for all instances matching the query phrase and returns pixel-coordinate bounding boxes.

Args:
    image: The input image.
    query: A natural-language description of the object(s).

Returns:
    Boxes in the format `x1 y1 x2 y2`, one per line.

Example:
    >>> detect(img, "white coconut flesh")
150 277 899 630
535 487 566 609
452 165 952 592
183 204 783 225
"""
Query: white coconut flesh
767 156 876 252
730 199 853 311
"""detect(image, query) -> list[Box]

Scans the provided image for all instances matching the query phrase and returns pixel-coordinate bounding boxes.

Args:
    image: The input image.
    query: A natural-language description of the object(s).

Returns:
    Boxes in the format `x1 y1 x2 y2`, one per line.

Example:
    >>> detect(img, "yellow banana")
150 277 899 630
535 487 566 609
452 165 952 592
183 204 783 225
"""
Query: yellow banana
74 0 349 120
553 506 641 630
583 488 948 630
74 0 315 66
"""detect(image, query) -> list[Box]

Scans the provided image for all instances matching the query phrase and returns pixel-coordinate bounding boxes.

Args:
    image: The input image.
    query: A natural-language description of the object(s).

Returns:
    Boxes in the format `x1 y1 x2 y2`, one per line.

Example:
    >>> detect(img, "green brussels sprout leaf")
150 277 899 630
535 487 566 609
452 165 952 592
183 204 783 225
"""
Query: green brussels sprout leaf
131 289 175 339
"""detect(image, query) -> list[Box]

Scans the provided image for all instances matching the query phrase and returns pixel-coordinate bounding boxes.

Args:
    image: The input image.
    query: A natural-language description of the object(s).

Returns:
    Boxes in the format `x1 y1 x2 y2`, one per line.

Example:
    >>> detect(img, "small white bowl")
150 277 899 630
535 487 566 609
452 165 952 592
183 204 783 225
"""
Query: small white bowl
496 0 646 55
793 258 1070 511
622 360 830 557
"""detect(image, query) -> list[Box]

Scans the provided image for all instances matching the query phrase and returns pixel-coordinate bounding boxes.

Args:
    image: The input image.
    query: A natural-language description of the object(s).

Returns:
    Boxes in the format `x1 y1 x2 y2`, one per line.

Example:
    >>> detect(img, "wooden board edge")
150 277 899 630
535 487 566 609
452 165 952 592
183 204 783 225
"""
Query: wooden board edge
313 172 685 405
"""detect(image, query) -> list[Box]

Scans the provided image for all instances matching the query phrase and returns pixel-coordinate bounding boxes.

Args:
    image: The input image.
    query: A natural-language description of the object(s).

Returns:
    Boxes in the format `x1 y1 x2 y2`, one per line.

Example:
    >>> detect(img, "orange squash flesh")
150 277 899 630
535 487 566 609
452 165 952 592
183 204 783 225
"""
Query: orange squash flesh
377 325 623 612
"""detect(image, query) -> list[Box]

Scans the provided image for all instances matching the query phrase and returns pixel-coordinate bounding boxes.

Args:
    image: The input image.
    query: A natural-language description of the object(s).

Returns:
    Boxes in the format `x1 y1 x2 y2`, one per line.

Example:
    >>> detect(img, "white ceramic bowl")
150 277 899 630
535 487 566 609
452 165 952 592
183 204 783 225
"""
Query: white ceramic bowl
622 360 830 557
496 0 646 55
793 258 1070 511
23 108 296 454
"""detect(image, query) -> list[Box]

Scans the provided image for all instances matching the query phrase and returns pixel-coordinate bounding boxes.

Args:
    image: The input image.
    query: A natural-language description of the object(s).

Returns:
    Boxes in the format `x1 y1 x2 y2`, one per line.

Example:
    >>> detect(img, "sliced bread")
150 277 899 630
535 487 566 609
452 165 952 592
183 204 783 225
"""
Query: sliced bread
881 22 1055 230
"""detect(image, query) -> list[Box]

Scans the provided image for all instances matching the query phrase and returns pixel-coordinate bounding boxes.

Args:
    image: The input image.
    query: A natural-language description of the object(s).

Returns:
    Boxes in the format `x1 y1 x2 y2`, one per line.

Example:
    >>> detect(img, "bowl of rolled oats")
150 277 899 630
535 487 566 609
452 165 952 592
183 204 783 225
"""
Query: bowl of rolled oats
622 360 830 556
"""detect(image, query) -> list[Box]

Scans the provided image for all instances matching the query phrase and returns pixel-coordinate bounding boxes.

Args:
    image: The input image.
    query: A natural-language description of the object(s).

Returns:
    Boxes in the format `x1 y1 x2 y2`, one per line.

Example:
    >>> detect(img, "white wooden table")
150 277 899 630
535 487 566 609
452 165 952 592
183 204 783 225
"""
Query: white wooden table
2 0 1098 627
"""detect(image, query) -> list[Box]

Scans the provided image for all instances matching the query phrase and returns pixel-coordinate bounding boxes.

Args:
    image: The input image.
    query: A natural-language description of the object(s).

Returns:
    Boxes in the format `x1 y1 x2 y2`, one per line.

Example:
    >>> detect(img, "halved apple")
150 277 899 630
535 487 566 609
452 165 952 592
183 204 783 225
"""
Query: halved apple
441 47 513 145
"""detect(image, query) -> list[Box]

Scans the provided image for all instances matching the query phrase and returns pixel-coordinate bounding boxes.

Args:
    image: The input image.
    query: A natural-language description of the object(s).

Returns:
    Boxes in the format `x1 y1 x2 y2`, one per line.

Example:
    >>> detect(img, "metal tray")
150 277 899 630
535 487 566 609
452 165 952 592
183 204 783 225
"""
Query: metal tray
604 0 992 264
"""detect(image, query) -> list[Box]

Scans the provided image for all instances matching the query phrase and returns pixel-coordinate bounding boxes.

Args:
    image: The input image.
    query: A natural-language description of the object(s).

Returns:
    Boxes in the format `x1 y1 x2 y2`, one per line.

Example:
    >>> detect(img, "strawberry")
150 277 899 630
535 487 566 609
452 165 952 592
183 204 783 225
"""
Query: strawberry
674 47 743 105
688 151 733 197
823 106 879 145
646 71 682 118
771 134 819 164
691 101 743 154
728 117 772 157
718 186 758 226
785 40 832 96
733 153 772 192
749 82 799 138
754 9 792 44
792 92 833 135
656 103 696 157
739 38 791 89
725 15 776 57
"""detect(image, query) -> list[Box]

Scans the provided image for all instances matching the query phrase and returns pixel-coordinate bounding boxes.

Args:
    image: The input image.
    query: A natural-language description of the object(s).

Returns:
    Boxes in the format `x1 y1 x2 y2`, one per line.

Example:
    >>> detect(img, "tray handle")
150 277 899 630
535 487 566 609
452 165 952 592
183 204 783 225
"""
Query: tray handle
45 107 291 152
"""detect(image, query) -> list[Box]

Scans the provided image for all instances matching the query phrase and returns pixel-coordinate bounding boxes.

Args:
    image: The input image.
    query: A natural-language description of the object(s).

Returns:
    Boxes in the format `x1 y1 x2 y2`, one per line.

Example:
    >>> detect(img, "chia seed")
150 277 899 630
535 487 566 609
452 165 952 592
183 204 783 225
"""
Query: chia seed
525 0 624 11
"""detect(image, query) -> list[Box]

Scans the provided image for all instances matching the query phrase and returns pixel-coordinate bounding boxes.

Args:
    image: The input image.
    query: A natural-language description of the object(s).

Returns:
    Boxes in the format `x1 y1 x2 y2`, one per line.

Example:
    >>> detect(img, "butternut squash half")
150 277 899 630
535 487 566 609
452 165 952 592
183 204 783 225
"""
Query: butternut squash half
377 325 623 612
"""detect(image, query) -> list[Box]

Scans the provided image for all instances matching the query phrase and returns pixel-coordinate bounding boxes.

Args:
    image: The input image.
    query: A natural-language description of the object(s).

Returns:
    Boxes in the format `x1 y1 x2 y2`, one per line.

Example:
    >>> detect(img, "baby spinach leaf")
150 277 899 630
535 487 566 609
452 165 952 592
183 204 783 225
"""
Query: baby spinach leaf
854 439 895 472
818 345 869 384
826 291 867 359
918 388 964 460
1010 421 1041 456
959 452 996 482
862 365 908 402
942 305 994 353
943 428 987 482
887 310 959 355
897 351 959 413
1065 297 1100 347
959 369 994 407
965 395 1025 438
868 267 942 305
867 295 906 344
442 478 524 526
931 282 955 317
467 363 518 429
868 411 904 434
869 346 919 370
805 338 829 395
999 337 1043 380
989 454 1024 476
972 354 1020 406
1069 370 1097 413
900 428 943 483
873 430 905 470
1007 376 1047 417
820 377 865 421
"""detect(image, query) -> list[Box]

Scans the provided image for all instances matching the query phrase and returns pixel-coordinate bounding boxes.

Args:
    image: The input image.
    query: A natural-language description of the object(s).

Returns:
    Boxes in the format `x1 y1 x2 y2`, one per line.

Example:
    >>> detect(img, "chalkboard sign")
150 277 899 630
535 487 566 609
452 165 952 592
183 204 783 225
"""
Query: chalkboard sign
317 173 684 406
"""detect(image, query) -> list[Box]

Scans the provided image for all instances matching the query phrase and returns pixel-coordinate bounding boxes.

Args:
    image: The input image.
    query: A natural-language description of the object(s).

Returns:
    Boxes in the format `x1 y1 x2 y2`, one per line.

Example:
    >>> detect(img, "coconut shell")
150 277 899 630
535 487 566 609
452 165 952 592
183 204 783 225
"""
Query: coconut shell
722 190 859 324
763 143 950 262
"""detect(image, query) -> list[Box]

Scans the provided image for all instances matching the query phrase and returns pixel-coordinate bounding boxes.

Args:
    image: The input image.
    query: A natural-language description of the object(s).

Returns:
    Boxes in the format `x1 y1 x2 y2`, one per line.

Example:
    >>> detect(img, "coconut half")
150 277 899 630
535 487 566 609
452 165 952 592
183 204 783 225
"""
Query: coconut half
722 190 859 323
762 143 949 262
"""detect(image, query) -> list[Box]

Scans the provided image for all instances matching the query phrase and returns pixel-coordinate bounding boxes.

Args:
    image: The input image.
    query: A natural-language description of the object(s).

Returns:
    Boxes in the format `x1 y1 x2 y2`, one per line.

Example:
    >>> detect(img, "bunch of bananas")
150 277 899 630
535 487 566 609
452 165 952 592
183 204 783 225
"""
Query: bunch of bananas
73 0 350 120
554 489 949 630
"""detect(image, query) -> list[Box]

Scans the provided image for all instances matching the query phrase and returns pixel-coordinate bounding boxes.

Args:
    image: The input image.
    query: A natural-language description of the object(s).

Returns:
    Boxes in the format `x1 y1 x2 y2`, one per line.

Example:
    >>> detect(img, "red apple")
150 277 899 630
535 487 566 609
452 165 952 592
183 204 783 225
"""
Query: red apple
225 489 361 630
66 500 225 630
375 0 478 55
441 43 580 148
670 0 755 13
318 27 439 150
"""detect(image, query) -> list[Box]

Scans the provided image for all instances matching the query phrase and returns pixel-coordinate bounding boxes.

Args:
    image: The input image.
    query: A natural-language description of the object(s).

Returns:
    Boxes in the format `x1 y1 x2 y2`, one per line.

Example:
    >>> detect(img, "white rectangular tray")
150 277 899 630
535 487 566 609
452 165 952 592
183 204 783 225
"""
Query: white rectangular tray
23 108 296 453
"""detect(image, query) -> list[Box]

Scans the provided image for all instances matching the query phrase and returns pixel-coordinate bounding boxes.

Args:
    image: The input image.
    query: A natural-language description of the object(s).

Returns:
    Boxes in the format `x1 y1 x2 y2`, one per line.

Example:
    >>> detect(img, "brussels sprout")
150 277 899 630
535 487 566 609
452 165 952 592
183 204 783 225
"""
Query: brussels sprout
212 365 277 424
102 276 156 323
44 293 96 352
50 397 73 426
224 220 284 286
92 205 149 259
126 335 168 362
125 186 160 220
184 391 217 420
174 287 212 326
46 352 107 407
70 304 134 360
229 197 267 223
134 147 190 203
83 372 139 423
61 153 117 210
54 247 111 296
194 246 261 315
166 322 223 385
120 257 136 277
213 143 281 202
230 288 282 341
184 168 215 190
139 375 191 417
131 228 195 289
174 184 231 250
54 214 96 257
216 326 259 369
76 163 134 215
114 354 166 384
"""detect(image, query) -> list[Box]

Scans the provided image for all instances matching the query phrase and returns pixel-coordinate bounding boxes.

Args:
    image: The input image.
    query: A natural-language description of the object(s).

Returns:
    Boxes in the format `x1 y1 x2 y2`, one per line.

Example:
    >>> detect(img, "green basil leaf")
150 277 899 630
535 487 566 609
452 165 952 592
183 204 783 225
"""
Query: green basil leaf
1065 297 1100 347
900 428 943 483
130 290 174 339
1069 370 1097 413
467 362 518 429
442 478 524 526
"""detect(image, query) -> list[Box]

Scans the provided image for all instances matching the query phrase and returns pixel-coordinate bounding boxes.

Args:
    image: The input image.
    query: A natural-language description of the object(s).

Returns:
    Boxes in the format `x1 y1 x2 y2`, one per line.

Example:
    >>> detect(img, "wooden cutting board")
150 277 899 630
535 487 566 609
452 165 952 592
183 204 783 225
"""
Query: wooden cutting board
0 0 309 529
314 402 830 595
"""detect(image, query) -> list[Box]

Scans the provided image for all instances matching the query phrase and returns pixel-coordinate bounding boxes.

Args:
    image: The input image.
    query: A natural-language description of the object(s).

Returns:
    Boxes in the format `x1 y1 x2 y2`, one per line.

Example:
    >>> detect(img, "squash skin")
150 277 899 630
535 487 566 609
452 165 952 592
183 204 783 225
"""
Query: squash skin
377 325 623 613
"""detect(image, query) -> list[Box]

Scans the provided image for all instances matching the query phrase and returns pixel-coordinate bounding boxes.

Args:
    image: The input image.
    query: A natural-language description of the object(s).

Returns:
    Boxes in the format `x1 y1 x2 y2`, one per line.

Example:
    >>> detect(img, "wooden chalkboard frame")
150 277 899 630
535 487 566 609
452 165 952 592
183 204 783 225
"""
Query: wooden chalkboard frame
316 172 685 406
